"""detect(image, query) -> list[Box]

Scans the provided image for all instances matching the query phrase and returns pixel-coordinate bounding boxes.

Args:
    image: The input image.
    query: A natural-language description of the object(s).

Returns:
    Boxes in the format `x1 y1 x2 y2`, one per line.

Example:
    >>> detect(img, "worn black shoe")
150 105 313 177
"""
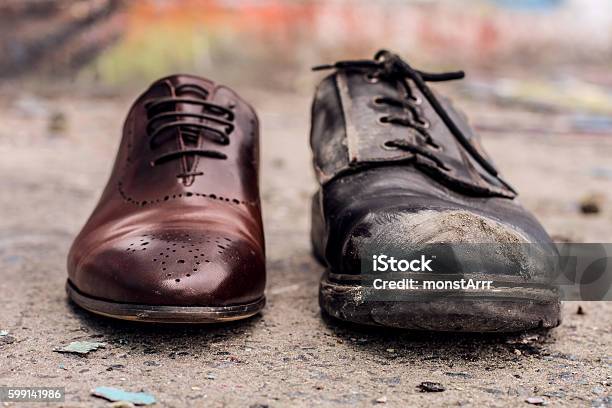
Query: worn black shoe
309 50 561 332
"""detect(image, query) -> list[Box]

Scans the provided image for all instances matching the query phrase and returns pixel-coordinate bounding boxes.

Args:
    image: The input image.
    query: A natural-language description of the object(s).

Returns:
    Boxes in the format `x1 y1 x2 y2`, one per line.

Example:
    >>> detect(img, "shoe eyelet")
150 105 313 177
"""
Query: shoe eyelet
416 118 431 129
377 116 390 126
429 142 443 152
365 73 379 84
372 96 385 106
409 95 422 105
228 102 236 110
382 141 397 150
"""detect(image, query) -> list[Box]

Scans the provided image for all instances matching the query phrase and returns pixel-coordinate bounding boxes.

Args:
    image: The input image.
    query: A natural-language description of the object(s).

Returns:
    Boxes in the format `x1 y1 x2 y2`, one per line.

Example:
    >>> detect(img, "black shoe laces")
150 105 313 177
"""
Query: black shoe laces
144 84 235 178
313 50 504 181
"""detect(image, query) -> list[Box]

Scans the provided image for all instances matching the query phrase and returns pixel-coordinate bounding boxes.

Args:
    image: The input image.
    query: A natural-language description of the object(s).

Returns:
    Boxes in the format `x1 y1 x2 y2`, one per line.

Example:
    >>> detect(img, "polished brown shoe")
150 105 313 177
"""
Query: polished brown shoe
67 75 265 323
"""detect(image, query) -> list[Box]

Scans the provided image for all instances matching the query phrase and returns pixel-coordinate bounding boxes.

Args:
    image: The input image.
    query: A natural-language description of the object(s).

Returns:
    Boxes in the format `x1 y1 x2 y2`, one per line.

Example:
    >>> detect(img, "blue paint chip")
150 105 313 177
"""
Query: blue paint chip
92 387 156 405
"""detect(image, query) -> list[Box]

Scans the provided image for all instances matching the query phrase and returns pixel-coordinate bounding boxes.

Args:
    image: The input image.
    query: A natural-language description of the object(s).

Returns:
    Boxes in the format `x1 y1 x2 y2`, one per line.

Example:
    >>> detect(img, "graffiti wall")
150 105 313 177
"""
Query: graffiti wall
1 0 610 87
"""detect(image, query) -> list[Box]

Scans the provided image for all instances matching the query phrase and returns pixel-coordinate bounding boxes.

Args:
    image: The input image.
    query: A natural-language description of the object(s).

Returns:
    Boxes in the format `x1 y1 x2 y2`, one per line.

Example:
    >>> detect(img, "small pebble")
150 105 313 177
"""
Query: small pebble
525 396 546 405
48 111 68 135
579 193 604 214
375 396 387 403
418 382 445 392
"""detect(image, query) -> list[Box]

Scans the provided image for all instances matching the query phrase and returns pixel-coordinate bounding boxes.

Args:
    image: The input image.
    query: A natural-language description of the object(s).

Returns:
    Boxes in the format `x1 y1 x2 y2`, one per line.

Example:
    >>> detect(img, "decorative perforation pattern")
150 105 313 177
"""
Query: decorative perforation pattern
125 232 234 283
117 181 258 208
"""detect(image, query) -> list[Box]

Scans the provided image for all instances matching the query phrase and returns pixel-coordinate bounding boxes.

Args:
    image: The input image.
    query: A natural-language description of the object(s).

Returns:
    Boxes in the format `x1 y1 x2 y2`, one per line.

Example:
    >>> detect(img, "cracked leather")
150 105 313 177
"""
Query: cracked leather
67 75 265 306
312 70 514 198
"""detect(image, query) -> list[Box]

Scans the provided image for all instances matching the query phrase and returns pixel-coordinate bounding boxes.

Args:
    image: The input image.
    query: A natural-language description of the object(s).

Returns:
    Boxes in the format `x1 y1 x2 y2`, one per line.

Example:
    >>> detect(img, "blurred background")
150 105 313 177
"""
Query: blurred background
1 0 612 122
1 2 612 406
2 0 612 239
1 0 611 238
2 0 612 90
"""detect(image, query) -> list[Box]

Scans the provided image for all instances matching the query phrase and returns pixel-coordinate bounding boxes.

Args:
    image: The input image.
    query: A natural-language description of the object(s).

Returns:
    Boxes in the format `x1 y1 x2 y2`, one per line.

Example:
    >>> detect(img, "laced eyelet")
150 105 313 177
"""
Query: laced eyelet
372 96 385 106
365 73 379 84
416 118 431 129
382 141 397 150
409 95 422 105
429 142 442 151
377 116 390 126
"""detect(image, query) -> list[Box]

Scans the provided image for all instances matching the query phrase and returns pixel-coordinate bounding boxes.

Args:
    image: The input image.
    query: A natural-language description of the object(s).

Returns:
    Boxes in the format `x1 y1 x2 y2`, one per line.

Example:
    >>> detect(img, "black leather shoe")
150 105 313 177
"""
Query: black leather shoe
309 50 561 332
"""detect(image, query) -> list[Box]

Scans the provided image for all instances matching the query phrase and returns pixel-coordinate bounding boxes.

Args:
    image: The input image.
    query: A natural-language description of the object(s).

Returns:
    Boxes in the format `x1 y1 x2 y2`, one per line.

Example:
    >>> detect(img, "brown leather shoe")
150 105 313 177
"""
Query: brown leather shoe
67 75 265 323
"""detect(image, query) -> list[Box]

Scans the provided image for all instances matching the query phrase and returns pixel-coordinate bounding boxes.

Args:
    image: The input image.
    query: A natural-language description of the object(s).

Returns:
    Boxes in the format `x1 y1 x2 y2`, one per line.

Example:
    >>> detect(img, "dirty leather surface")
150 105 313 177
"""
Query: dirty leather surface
309 54 556 280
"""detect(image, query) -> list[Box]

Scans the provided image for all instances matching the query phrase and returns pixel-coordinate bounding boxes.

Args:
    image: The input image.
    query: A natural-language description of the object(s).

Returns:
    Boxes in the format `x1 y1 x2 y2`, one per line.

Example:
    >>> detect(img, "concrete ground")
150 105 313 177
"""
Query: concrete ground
0 84 611 407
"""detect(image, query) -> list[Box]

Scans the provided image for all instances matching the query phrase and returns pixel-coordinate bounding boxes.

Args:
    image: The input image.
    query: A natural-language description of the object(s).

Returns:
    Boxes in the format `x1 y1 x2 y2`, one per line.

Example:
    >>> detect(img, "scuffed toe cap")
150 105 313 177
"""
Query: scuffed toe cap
340 209 556 279
68 228 265 307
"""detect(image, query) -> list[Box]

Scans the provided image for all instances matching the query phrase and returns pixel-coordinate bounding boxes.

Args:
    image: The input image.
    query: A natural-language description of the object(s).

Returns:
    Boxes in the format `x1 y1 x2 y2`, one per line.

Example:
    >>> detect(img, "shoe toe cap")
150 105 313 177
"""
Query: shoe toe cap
69 228 265 306
340 209 555 278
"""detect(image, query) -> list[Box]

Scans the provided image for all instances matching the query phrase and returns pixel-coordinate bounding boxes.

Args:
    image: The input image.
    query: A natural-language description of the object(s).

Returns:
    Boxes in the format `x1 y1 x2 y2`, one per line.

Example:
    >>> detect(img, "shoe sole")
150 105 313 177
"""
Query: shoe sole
319 271 561 332
66 280 265 324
